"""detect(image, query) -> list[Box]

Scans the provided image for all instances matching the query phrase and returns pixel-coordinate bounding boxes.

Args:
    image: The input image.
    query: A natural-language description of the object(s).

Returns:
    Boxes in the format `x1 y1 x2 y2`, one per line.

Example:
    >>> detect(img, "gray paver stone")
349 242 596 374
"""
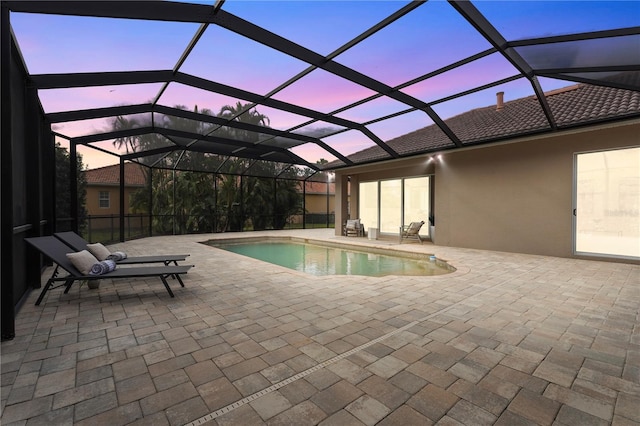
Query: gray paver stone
345 394 391 426
407 384 459 422
250 390 293 421
311 380 364 415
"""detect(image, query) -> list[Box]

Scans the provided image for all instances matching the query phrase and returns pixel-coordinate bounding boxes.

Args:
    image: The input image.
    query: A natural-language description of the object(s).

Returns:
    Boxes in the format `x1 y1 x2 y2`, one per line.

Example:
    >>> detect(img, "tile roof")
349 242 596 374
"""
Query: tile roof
304 182 335 194
84 163 146 187
340 83 640 165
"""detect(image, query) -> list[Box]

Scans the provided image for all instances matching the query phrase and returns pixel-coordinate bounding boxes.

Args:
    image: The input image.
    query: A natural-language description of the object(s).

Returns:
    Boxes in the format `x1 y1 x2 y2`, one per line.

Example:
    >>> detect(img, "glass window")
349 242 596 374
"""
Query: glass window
99 191 110 209
575 147 640 259
359 181 378 230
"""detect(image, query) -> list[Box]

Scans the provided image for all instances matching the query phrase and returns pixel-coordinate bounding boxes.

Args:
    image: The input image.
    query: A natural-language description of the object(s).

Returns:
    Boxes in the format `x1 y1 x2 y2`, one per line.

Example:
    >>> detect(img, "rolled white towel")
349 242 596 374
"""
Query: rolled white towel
89 260 116 275
106 251 127 261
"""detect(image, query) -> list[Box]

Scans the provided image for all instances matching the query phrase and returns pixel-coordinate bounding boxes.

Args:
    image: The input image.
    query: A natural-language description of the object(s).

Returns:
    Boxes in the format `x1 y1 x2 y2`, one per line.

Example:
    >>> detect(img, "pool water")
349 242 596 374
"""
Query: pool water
208 239 454 277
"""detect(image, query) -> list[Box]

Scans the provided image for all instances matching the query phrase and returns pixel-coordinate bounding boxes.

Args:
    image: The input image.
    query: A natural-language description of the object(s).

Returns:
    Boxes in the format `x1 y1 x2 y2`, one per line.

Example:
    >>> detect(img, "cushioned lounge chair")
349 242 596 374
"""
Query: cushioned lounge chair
54 231 189 265
399 221 425 244
25 236 193 305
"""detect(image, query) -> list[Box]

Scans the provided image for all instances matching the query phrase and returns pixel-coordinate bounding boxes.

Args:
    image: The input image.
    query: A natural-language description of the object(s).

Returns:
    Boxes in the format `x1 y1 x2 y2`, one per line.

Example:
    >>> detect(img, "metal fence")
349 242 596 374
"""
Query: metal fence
57 213 335 244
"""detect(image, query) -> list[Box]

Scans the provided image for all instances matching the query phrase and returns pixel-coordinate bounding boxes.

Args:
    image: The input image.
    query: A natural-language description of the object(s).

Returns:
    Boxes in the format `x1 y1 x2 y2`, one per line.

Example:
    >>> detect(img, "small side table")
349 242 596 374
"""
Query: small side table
368 227 378 240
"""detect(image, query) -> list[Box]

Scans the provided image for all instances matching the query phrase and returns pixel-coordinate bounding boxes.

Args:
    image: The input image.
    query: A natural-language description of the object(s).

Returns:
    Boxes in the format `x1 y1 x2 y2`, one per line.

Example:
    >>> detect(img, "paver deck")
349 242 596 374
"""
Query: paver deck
2 229 638 425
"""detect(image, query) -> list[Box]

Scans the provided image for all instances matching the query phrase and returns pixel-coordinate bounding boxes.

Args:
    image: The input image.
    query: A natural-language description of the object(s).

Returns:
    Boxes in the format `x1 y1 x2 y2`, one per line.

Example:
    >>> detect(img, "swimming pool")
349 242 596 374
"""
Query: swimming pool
206 238 455 277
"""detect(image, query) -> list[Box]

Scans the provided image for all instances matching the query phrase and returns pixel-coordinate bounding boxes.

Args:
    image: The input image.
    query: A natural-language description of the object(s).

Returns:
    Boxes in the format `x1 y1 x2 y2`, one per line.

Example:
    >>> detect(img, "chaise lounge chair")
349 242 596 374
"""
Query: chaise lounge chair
54 231 189 266
25 236 193 305
399 221 425 244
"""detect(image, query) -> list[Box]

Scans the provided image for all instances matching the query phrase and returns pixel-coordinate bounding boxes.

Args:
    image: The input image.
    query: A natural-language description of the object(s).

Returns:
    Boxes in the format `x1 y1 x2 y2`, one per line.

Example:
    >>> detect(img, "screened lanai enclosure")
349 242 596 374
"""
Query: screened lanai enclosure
2 0 639 338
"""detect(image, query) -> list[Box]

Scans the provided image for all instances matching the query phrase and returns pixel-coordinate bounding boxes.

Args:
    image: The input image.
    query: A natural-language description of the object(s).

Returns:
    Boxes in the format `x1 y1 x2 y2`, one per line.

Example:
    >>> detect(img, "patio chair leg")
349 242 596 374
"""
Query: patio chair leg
160 276 175 297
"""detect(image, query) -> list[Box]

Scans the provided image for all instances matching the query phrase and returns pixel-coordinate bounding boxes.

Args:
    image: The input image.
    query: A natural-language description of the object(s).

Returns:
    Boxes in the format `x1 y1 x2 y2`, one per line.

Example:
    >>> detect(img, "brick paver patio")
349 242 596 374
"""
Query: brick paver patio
1 229 638 425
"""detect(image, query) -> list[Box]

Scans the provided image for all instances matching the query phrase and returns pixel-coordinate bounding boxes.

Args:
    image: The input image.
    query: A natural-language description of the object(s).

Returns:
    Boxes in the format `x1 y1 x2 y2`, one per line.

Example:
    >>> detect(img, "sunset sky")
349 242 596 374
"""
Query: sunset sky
10 0 639 169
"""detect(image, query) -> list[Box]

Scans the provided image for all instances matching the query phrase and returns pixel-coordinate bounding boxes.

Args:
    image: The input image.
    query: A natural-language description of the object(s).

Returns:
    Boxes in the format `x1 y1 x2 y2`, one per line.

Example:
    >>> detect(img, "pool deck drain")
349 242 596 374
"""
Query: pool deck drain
186 318 424 426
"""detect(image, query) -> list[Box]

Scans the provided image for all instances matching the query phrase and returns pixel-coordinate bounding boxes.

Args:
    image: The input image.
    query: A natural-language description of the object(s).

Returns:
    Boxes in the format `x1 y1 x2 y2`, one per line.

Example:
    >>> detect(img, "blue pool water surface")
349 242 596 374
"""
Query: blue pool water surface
208 239 454 277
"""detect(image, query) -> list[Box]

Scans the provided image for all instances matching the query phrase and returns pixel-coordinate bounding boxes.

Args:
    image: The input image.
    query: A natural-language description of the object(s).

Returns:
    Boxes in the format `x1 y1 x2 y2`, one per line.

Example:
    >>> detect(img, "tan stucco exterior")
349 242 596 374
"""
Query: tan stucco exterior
85 185 141 216
304 193 335 216
335 119 640 262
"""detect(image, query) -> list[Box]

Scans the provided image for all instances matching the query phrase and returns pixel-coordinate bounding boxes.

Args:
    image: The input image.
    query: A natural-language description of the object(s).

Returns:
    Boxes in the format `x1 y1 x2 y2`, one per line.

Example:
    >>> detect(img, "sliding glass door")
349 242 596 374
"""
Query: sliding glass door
380 180 402 233
574 147 640 259
359 176 431 237
404 177 430 229
359 181 378 231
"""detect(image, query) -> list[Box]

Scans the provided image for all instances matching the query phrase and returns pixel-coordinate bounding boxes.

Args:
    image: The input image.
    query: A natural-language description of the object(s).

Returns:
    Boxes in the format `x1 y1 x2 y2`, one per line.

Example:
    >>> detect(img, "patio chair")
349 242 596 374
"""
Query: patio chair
54 231 189 266
25 236 193 305
399 221 425 244
344 219 364 237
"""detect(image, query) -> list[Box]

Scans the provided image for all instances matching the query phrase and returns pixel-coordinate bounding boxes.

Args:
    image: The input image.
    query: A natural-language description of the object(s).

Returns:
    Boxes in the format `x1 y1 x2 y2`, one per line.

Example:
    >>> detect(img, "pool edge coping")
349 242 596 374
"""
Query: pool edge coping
199 235 465 278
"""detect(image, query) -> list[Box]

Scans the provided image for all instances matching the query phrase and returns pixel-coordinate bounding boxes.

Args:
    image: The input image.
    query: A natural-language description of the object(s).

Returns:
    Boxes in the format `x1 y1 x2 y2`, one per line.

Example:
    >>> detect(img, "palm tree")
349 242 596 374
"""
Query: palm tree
215 102 269 230
55 142 88 233
108 102 304 235
246 176 273 230
110 106 221 234
218 101 270 141
274 178 303 229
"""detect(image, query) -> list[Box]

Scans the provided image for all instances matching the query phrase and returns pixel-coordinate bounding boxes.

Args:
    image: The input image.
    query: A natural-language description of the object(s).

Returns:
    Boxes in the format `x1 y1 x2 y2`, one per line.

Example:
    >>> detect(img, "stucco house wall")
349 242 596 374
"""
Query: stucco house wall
336 120 639 262
83 163 146 217
85 184 141 216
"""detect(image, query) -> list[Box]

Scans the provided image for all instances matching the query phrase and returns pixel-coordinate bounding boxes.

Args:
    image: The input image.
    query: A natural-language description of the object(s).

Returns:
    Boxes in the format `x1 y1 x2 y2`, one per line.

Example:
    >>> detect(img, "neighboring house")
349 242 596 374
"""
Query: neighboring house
303 181 335 214
294 181 337 226
83 163 146 216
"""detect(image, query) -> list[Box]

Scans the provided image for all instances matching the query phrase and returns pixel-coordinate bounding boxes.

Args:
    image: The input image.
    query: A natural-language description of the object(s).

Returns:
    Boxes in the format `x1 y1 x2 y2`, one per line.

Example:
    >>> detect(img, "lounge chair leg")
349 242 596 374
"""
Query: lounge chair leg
160 276 175 297
35 279 55 306
63 278 74 294
164 260 179 279
175 274 185 287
